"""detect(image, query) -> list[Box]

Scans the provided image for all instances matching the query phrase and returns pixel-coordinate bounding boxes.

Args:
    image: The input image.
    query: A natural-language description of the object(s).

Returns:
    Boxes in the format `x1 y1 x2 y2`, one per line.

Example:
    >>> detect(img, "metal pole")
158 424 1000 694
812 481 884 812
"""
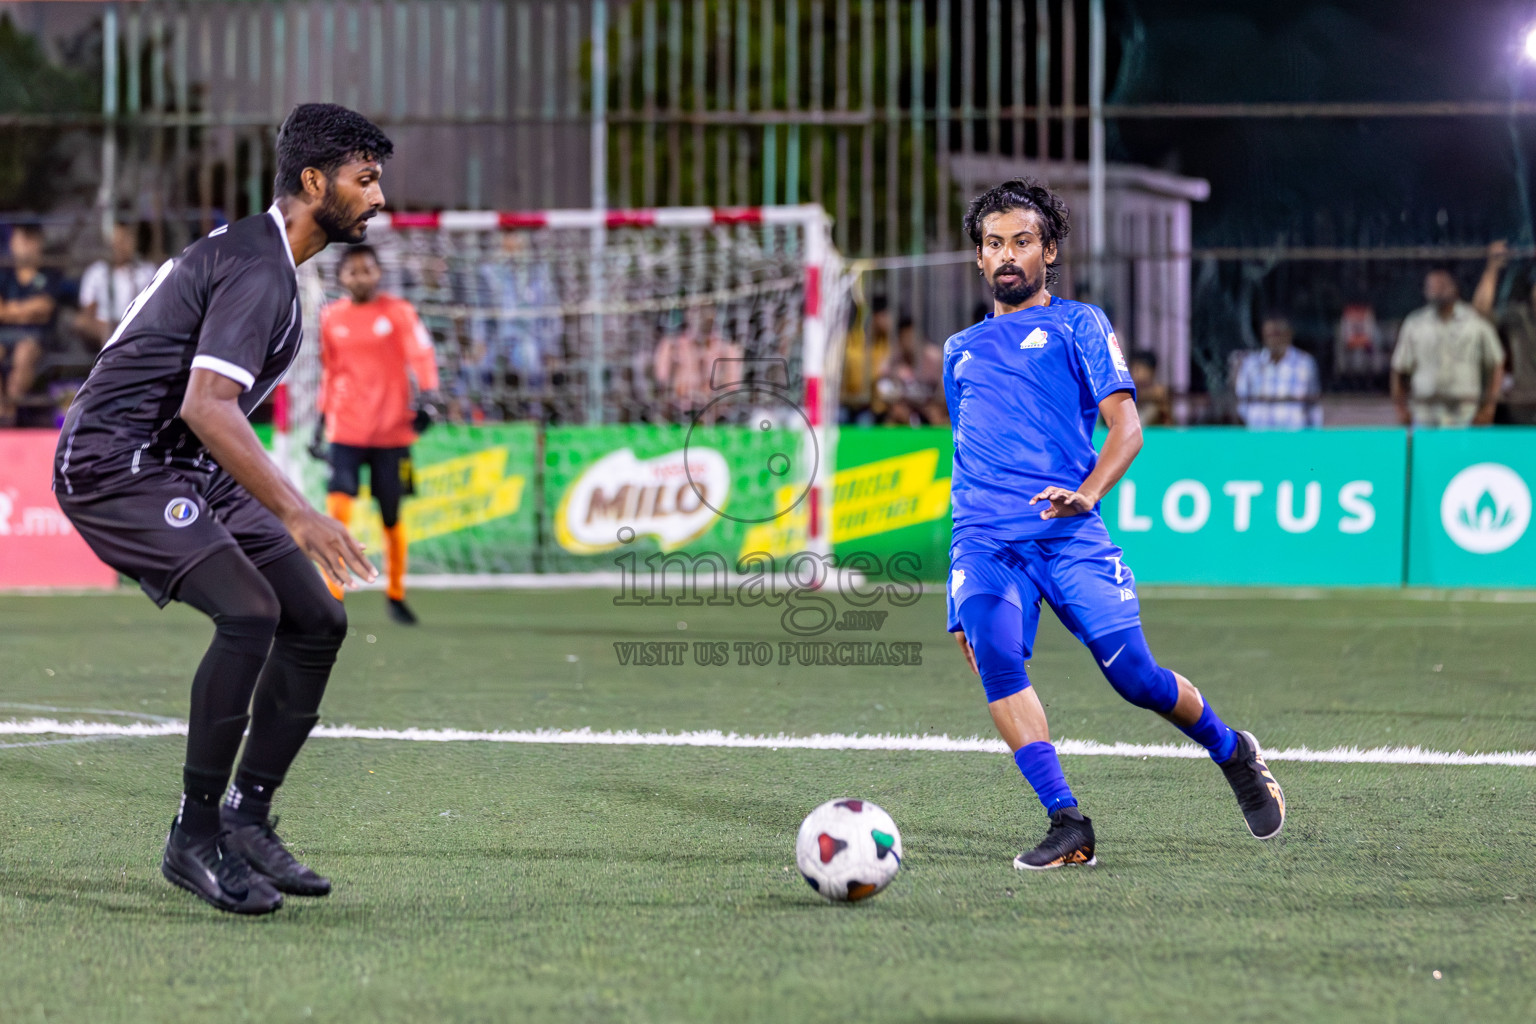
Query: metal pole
99 3 118 241
590 0 608 424
1089 0 1106 301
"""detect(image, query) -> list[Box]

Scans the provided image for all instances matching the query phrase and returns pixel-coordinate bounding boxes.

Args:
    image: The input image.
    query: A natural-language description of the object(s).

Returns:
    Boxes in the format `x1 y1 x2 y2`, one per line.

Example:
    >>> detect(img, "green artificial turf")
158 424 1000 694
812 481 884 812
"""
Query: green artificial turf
3 589 1535 1023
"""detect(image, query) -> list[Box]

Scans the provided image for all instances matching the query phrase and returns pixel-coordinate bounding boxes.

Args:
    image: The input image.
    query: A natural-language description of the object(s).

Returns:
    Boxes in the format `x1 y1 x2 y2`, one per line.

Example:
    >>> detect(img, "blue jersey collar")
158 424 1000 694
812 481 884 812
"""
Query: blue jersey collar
984 294 1053 320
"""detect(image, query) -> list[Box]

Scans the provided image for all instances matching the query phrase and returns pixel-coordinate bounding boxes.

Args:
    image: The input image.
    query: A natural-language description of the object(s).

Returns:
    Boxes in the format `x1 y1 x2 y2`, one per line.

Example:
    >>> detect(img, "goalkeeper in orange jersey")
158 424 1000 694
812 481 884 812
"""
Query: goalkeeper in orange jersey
314 243 440 624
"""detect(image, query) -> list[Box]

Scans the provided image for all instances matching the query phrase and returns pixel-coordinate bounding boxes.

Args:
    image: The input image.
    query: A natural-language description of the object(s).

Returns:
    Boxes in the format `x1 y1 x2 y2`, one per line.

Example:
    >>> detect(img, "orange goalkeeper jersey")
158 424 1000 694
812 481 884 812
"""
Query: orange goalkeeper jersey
318 293 440 448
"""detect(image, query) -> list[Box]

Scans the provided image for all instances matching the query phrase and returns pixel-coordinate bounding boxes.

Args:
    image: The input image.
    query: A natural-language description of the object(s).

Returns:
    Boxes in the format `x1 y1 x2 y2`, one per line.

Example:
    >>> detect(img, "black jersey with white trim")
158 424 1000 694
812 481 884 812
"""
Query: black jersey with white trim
55 206 301 493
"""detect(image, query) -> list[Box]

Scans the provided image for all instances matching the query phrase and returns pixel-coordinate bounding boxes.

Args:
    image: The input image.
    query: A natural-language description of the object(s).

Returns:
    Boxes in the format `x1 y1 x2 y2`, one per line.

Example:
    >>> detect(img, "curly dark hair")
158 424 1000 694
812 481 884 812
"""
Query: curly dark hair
962 177 1071 283
273 103 394 197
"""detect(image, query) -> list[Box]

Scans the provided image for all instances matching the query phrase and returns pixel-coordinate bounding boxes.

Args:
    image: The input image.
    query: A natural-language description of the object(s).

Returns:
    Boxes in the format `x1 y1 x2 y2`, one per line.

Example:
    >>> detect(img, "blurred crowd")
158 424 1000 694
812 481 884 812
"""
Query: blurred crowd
0 221 156 427
5 219 1535 434
837 296 950 428
1210 251 1526 431
833 244 1536 433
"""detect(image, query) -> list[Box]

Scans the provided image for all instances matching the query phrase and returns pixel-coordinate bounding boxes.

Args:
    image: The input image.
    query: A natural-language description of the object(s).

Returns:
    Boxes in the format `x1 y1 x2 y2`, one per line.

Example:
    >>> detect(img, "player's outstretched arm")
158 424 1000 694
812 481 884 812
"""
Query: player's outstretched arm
181 368 378 588
1031 390 1142 519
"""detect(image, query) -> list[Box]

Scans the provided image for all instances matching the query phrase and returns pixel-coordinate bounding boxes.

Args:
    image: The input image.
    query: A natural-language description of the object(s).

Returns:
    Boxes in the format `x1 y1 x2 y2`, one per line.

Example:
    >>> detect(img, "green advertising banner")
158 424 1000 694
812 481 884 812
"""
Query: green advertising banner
1106 428 1408 585
1407 427 1536 587
268 419 1536 589
338 423 539 574
541 423 811 573
830 427 954 582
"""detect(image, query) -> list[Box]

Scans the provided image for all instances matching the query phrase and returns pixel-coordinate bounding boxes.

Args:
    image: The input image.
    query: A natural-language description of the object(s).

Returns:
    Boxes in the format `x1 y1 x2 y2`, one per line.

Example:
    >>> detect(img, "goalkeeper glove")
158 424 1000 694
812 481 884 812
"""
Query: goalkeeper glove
413 393 443 435
307 419 329 462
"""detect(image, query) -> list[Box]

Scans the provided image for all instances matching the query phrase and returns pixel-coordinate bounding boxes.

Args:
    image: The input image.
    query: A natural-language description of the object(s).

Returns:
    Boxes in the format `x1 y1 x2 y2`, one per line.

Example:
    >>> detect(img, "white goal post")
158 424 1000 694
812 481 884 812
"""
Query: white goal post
274 203 852 563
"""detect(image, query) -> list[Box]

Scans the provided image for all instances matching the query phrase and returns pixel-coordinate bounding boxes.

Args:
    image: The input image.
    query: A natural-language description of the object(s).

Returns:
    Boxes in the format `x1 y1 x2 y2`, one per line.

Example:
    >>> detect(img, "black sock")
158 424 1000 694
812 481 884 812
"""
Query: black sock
222 770 278 827
237 549 346 786
172 548 280 841
177 766 227 841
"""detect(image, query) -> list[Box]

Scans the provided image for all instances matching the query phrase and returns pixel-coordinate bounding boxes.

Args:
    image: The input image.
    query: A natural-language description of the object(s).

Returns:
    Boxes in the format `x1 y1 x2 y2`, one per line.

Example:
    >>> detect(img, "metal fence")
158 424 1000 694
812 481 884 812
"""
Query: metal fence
13 0 1117 349
9 0 1531 423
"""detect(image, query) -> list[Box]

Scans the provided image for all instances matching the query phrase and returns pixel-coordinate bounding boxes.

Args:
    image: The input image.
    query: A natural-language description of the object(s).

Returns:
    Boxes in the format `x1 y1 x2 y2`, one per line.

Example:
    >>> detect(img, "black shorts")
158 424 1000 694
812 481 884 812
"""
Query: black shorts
327 444 415 504
56 467 299 608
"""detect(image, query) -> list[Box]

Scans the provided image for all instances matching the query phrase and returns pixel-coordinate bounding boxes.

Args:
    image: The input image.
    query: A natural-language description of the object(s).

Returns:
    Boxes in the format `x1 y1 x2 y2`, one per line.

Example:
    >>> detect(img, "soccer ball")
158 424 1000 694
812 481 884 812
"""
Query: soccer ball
795 798 903 902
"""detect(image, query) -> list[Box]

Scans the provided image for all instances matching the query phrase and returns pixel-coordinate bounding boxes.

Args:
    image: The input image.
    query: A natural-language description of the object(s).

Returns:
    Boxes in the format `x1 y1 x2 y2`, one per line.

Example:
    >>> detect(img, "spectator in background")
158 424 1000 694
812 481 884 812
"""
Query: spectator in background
472 231 559 420
1472 240 1536 424
76 222 155 349
873 314 946 427
1333 301 1388 388
841 295 893 424
917 339 949 425
1391 268 1503 427
653 306 740 425
1129 349 1172 425
873 365 923 426
0 224 57 426
1233 313 1322 429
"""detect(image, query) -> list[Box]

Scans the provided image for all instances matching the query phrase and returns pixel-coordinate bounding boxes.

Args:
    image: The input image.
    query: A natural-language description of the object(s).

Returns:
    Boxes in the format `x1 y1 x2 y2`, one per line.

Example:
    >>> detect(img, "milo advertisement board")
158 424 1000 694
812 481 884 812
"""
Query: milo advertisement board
541 423 814 573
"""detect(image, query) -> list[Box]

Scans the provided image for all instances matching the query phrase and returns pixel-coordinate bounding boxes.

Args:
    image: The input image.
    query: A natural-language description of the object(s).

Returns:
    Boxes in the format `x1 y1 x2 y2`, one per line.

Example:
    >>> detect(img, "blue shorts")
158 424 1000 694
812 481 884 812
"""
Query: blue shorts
945 518 1142 653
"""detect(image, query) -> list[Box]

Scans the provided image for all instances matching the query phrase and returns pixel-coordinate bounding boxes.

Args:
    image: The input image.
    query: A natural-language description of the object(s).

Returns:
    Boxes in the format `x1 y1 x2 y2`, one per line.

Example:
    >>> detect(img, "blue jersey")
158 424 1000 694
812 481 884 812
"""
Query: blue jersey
943 296 1134 544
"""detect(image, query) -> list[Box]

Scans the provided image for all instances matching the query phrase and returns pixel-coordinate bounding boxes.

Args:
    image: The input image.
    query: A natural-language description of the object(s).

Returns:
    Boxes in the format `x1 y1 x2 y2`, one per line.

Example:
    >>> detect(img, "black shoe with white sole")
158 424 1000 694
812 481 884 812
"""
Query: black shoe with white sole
1014 807 1097 870
161 820 283 915
1219 729 1286 840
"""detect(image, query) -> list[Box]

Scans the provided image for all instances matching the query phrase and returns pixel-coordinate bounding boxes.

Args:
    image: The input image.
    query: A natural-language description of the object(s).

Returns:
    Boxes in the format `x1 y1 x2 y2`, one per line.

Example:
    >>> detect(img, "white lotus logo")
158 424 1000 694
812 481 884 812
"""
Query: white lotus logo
1440 462 1531 555
555 447 729 554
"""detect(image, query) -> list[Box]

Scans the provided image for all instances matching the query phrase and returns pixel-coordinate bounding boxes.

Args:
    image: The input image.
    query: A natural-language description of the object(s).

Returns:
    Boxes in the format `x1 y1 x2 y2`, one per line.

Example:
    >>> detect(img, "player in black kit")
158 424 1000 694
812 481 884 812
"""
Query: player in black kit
54 104 392 915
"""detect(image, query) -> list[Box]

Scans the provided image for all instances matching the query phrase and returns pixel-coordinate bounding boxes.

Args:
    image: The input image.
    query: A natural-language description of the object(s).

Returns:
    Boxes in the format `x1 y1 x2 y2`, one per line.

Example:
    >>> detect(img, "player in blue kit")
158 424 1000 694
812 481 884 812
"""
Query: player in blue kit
944 179 1286 869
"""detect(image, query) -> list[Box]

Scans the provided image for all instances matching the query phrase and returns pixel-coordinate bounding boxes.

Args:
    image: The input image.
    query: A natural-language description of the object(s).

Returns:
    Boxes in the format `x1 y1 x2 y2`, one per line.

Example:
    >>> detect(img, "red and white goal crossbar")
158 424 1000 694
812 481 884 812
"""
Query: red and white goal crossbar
376 204 820 231
366 203 838 551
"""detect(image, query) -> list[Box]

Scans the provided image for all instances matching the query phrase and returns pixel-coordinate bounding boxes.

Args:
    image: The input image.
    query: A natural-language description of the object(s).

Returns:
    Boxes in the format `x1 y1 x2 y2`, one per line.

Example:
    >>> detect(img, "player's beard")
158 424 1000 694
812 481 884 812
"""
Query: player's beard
990 263 1043 306
315 189 374 245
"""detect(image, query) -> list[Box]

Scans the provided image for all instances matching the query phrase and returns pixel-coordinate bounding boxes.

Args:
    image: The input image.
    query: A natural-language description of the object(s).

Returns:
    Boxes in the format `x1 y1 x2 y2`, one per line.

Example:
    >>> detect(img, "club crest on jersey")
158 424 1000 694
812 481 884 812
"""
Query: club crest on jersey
1019 328 1048 350
373 315 393 336
164 498 200 528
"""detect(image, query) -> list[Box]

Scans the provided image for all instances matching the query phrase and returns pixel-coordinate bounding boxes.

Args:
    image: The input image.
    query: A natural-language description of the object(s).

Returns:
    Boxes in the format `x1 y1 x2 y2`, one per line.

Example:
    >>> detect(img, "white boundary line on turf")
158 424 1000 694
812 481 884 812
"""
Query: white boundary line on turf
1 718 1534 767
9 577 1536 600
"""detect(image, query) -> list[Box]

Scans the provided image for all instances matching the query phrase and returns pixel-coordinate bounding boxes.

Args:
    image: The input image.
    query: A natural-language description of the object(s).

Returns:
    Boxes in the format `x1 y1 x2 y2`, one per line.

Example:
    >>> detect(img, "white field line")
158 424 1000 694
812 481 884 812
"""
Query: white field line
10 577 1536 600
1 718 1534 767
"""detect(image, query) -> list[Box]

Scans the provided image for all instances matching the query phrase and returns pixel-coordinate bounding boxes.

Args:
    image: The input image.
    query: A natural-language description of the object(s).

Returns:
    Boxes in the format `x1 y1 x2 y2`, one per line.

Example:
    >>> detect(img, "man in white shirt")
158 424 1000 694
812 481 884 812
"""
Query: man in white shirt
1391 268 1503 427
75 222 155 348
1234 313 1322 429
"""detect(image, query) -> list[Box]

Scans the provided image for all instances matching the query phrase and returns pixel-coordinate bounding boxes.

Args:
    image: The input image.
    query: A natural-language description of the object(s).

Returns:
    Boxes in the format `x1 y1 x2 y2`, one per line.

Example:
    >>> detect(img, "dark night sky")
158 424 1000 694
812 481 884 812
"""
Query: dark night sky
1113 0 1536 247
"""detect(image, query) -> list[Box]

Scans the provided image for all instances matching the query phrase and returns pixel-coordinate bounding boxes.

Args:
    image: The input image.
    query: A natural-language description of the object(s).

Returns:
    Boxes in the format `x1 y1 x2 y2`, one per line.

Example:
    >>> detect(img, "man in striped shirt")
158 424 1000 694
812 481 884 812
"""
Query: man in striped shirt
1234 313 1322 430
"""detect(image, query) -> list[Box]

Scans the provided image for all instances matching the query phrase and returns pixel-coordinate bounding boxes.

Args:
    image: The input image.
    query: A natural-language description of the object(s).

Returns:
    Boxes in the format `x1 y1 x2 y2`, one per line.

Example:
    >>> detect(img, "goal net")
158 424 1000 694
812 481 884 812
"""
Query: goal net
276 204 851 576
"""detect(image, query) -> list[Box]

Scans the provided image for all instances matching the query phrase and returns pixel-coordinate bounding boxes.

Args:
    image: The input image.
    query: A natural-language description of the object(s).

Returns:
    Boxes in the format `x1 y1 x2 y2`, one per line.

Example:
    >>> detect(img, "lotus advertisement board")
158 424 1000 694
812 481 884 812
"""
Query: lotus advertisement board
1407 428 1536 587
1106 428 1408 586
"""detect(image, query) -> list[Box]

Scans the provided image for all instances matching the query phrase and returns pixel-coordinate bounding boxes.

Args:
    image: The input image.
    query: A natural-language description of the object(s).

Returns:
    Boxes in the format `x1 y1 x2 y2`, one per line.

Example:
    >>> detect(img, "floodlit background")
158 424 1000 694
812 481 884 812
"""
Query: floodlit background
3 5 1535 1023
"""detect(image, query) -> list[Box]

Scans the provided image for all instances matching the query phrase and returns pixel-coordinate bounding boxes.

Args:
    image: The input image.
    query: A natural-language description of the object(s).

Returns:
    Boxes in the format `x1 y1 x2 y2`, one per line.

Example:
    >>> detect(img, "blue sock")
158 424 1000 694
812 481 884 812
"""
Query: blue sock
1178 699 1239 763
1014 741 1078 815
